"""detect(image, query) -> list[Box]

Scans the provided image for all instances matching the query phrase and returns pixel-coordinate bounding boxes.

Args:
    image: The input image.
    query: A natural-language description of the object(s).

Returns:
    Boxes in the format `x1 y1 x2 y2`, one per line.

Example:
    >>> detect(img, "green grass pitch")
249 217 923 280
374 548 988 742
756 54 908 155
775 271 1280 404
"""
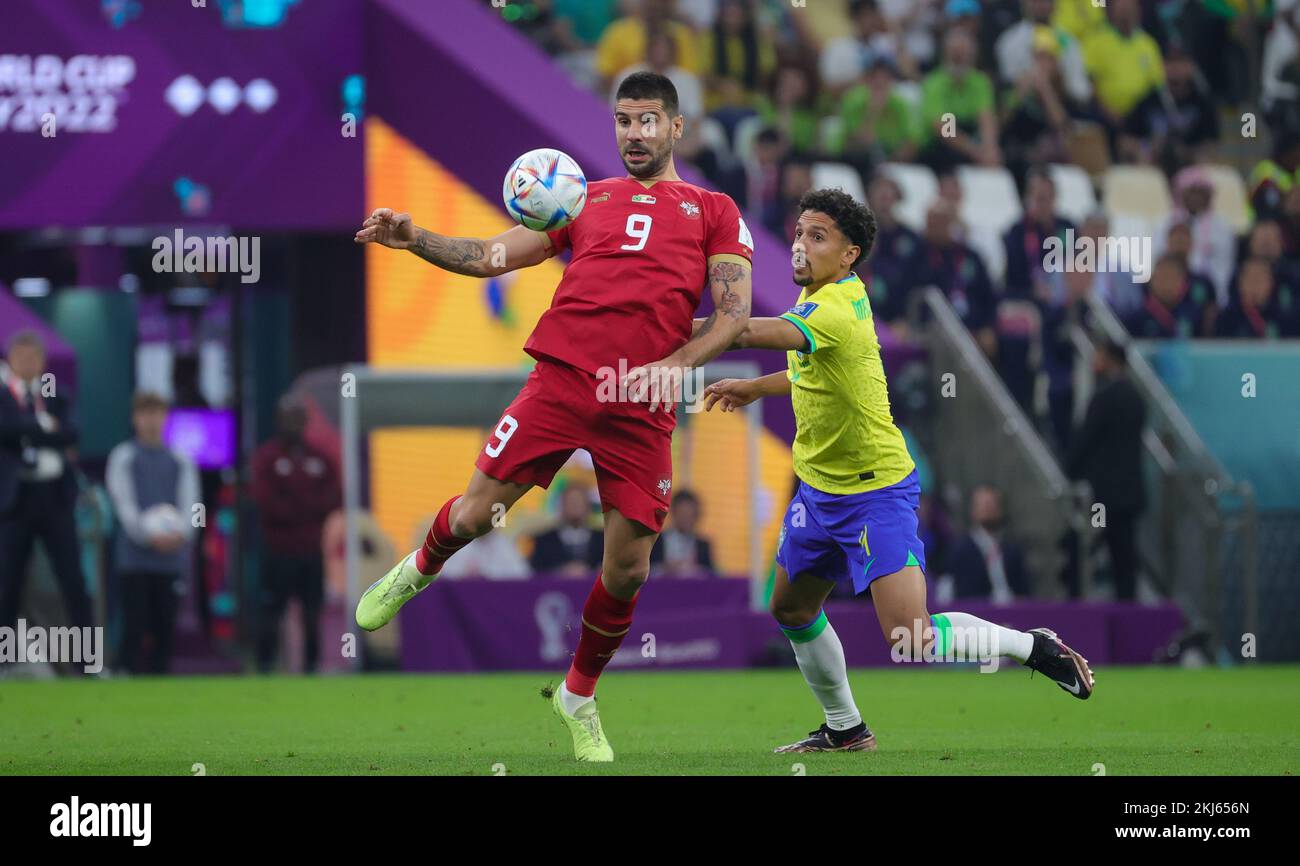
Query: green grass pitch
1 666 1296 775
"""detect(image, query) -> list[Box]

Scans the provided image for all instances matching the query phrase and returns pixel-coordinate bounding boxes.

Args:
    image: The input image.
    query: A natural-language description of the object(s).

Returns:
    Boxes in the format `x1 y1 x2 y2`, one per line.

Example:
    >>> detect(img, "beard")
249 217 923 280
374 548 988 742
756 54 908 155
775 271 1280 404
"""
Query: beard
793 271 814 286
623 144 672 178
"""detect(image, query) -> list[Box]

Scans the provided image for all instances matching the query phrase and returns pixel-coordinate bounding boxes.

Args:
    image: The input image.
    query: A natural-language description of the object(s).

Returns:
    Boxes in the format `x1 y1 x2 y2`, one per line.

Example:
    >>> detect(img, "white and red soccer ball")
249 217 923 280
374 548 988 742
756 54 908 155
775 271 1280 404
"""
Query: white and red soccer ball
502 148 587 232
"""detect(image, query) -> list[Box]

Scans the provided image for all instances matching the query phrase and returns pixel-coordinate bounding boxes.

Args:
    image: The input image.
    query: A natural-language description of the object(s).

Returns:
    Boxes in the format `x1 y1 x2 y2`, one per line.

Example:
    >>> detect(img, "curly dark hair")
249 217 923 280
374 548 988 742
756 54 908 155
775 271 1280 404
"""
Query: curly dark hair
797 188 877 267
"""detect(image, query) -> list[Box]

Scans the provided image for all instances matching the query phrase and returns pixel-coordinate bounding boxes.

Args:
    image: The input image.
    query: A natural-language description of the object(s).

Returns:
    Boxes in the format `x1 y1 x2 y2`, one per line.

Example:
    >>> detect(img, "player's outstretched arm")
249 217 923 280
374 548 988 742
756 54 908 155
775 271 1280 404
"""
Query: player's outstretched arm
354 209 551 277
703 371 791 413
692 316 810 352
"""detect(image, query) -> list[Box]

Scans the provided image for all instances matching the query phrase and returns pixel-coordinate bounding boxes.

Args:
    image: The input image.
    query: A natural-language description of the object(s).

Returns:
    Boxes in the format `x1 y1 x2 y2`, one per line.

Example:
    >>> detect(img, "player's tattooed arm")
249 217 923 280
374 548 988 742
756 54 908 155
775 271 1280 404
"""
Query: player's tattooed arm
355 209 548 277
410 230 488 276
671 255 752 368
409 226 550 277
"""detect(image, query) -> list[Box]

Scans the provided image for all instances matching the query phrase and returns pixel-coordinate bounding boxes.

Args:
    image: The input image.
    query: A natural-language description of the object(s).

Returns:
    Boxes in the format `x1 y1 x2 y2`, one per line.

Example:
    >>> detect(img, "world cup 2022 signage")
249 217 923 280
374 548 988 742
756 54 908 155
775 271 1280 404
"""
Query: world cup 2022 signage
0 54 135 133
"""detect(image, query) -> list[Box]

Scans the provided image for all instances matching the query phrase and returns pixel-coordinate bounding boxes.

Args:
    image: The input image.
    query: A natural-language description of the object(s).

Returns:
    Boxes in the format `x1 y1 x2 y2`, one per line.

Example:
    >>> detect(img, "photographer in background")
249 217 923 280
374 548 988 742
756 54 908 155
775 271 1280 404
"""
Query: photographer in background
0 329 92 639
105 392 200 675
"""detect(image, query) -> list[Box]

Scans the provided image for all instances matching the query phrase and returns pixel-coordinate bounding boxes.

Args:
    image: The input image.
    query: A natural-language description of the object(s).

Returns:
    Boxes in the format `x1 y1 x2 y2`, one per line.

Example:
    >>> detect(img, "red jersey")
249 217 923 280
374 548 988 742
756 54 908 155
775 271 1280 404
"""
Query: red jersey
526 176 753 374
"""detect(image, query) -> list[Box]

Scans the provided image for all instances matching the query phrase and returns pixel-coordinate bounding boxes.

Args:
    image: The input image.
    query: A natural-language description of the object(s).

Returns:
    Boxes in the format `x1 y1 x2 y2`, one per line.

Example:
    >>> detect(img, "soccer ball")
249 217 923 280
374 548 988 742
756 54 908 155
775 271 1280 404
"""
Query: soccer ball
502 148 587 232
140 504 184 540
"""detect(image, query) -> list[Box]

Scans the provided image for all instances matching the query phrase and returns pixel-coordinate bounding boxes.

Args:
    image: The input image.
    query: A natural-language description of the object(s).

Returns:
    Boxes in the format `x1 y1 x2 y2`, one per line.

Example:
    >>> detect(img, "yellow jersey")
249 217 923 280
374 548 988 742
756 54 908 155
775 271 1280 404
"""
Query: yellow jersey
779 272 915 495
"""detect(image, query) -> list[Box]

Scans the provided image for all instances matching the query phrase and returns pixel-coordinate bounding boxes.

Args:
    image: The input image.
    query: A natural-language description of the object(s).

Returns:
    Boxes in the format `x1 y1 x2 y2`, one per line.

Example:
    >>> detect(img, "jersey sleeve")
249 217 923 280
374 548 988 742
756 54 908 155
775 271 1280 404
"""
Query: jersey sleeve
704 193 754 261
779 298 852 354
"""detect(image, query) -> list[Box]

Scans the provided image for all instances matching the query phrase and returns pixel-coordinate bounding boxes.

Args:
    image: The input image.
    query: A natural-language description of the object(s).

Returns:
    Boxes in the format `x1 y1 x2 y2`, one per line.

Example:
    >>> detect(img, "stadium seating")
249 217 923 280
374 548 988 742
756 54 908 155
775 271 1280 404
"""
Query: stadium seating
812 161 867 207
956 166 1023 236
696 116 732 166
1201 163 1251 234
733 114 765 167
878 162 938 231
1049 163 1099 225
1102 165 1173 226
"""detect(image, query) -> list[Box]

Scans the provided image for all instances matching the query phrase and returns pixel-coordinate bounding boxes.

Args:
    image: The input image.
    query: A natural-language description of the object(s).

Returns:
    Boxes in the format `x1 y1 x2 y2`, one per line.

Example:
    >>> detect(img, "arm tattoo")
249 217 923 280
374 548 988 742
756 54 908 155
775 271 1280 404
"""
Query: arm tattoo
695 311 717 339
411 229 487 276
710 261 750 320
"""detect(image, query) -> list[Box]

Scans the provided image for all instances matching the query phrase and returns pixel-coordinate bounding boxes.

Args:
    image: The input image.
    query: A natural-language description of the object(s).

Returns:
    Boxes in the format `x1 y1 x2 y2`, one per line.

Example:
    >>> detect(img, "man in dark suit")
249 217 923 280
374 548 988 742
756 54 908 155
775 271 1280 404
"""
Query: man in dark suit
948 485 1029 602
528 483 603 577
650 489 715 577
0 330 92 633
1067 337 1147 601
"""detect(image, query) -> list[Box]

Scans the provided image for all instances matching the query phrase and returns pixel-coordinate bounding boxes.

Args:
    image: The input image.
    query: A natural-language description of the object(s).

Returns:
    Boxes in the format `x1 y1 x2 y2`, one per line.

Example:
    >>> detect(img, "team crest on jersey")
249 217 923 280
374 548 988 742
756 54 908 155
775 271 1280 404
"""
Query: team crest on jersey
588 192 610 205
679 200 701 219
631 194 657 204
657 478 672 496
787 302 819 319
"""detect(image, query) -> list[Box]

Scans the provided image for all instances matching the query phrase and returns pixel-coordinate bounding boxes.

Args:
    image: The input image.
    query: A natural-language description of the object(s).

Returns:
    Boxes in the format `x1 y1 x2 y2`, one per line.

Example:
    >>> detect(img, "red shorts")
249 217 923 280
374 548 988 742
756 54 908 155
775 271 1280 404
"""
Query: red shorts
474 358 675 532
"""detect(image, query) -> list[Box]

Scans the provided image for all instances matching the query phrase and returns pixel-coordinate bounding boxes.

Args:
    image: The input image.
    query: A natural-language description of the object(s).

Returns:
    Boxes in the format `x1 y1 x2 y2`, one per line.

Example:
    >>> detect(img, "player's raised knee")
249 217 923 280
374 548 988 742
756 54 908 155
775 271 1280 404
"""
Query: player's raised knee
602 555 649 596
449 497 499 539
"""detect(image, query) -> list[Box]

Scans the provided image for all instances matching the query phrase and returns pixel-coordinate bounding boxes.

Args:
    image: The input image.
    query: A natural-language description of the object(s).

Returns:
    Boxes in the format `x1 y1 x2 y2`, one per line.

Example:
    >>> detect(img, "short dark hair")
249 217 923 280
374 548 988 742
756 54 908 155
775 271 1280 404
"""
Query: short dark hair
671 489 700 509
797 188 877 266
132 391 170 413
5 329 44 355
615 71 679 118
1023 163 1055 194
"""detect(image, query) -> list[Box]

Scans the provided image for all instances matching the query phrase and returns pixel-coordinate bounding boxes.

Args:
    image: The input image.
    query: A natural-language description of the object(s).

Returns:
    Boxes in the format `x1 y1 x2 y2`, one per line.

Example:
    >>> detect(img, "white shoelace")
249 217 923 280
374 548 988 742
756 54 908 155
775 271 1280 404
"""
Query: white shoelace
380 557 421 603
578 712 604 744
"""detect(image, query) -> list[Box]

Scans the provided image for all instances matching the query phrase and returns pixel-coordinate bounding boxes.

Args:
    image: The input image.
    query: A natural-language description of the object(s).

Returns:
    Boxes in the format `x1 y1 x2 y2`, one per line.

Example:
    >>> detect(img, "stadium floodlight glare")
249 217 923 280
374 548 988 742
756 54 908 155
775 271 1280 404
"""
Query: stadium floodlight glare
12 277 51 298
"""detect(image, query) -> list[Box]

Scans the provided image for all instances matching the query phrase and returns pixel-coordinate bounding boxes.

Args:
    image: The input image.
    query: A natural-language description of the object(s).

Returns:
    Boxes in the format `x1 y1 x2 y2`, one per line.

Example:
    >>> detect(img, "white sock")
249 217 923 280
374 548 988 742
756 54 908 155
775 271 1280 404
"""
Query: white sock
558 682 593 717
783 612 862 731
930 612 1034 663
400 550 435 588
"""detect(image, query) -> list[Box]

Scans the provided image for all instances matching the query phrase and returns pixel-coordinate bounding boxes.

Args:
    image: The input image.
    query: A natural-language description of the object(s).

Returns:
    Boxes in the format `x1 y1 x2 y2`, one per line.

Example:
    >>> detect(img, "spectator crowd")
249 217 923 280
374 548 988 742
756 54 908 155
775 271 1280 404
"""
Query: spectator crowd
498 0 1300 360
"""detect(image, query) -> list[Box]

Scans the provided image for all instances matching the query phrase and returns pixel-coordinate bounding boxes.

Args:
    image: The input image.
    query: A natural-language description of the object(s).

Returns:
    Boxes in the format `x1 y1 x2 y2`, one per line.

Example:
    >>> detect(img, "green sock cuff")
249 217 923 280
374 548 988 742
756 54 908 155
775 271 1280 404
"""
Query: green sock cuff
931 613 952 657
781 610 829 644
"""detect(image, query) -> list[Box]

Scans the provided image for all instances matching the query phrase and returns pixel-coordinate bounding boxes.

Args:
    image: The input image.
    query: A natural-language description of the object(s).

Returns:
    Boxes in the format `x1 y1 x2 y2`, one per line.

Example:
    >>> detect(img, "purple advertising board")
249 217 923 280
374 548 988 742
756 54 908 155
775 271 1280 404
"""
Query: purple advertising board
0 0 363 229
398 578 1187 672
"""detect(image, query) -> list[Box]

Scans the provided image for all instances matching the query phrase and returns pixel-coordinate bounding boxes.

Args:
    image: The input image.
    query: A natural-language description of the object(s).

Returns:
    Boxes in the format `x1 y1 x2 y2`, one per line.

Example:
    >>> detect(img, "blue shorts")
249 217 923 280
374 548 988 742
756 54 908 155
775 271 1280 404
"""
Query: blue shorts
775 471 927 595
